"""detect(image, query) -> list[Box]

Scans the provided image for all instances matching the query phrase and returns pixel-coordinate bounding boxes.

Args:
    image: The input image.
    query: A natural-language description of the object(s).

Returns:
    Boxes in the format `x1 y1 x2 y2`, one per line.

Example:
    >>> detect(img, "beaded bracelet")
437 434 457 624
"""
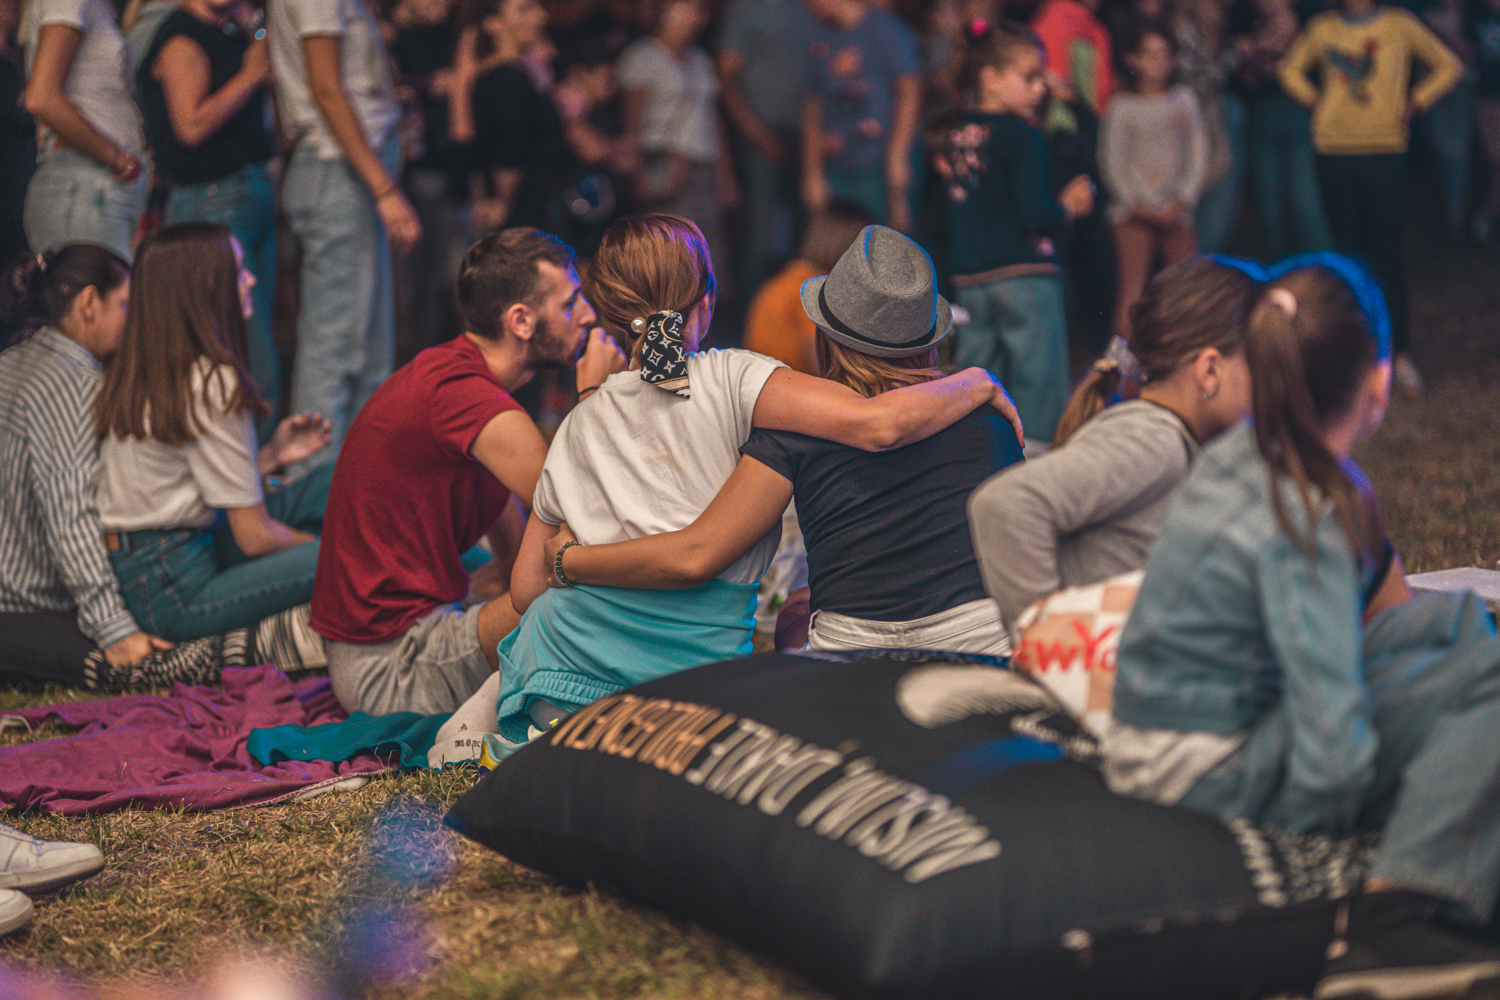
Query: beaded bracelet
554 540 582 588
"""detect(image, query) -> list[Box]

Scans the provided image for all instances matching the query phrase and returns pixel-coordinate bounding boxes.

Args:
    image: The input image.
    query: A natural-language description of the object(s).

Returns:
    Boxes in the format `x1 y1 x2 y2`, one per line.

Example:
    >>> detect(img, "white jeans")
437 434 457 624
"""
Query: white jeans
806 598 1011 657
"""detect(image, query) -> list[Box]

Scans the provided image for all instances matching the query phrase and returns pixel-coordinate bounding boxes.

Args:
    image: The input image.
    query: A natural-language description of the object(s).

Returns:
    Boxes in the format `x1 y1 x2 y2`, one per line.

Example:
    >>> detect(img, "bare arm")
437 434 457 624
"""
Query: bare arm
800 92 830 211
484 493 528 596
153 34 269 148
751 366 1023 451
885 74 922 231
468 408 549 508
303 34 420 249
225 503 316 557
548 457 794 590
511 512 559 614
24 24 131 169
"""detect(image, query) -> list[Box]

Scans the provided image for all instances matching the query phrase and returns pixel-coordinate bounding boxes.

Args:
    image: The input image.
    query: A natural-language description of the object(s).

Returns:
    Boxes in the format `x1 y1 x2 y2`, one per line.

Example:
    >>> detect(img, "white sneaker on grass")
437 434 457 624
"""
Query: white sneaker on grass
0 890 31 936
0 823 104 894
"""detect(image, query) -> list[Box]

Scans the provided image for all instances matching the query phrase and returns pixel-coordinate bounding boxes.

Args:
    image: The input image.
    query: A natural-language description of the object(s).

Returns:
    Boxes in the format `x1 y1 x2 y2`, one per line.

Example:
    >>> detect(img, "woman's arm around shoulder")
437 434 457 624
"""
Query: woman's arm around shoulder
547 456 794 590
751 366 1023 452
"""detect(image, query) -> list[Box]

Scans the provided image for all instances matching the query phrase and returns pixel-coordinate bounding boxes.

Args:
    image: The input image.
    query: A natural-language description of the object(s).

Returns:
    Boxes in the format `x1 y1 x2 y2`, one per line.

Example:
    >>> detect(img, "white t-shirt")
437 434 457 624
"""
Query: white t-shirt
268 0 400 159
97 359 263 531
615 38 720 162
533 349 785 585
22 0 145 153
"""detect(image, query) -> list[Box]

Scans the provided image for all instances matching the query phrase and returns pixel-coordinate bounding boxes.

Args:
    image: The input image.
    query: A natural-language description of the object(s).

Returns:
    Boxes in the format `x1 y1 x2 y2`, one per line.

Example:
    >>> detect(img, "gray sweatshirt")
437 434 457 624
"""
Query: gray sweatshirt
967 400 1201 628
1098 84 1211 224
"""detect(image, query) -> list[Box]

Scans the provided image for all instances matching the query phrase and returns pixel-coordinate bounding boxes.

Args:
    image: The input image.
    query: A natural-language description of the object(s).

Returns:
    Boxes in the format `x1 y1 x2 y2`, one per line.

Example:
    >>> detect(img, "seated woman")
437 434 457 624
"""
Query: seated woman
1105 262 1500 1000
94 222 333 641
542 224 1025 657
967 256 1262 630
475 215 1017 744
0 244 173 682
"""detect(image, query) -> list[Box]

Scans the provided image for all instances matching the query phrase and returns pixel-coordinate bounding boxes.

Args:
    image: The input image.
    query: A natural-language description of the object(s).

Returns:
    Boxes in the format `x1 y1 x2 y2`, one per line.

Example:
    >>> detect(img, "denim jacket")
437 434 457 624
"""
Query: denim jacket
1112 421 1375 832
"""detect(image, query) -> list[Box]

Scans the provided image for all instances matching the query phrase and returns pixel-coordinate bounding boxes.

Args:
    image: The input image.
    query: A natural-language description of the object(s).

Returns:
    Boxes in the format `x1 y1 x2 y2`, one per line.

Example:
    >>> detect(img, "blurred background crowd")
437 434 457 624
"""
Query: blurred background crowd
0 0 1486 431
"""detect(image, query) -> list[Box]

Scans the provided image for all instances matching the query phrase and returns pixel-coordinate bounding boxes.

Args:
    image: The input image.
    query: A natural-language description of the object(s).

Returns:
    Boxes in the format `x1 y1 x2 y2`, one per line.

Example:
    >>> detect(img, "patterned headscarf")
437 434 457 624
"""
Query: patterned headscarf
637 309 691 398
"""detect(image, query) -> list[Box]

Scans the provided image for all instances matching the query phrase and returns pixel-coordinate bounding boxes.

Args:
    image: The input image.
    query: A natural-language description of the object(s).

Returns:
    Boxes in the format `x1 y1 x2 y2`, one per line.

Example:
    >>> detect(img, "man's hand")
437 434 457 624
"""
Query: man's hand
266 411 332 471
576 327 628 394
377 188 422 252
543 523 578 587
103 632 173 667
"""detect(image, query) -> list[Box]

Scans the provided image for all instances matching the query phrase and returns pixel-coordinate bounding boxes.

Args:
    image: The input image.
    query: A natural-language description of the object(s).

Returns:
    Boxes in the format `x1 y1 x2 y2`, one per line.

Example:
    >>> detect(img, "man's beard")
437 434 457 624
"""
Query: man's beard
526 312 578 372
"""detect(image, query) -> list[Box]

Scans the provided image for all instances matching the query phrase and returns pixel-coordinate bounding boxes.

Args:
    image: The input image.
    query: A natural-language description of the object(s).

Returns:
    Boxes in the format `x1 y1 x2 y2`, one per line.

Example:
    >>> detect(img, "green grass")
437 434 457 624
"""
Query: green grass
1 216 1496 998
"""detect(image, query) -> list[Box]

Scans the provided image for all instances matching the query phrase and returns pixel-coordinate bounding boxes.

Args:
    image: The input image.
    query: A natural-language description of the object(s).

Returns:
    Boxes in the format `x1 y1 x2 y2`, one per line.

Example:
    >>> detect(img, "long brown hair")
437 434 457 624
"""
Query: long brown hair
582 214 716 362
1052 257 1260 446
1246 266 1377 559
814 332 942 397
96 223 268 445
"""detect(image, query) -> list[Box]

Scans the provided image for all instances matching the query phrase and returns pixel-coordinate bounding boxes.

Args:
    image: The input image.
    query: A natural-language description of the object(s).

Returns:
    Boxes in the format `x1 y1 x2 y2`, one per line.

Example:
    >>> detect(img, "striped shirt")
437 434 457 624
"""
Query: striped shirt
0 327 139 647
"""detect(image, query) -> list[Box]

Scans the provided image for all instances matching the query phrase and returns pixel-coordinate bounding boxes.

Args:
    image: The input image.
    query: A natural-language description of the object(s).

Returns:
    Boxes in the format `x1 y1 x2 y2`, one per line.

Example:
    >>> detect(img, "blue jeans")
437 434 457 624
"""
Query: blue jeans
1180 594 1500 923
108 464 334 641
1247 91 1334 261
23 148 151 261
954 273 1069 444
282 141 399 470
166 161 279 440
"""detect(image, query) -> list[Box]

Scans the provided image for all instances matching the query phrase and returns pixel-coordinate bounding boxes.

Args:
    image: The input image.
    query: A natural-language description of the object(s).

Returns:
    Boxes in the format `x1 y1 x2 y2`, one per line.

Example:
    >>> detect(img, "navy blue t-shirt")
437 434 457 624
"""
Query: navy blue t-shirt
741 408 1023 622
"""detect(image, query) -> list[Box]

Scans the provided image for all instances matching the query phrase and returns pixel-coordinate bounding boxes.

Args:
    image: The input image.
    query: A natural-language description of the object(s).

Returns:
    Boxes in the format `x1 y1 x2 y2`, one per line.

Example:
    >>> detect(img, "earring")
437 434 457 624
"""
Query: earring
1201 387 1217 401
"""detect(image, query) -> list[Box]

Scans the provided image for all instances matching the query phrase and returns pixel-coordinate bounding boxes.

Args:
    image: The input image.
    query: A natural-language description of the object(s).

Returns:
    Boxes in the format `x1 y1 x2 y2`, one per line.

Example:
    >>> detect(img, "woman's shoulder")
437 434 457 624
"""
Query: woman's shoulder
688 347 785 381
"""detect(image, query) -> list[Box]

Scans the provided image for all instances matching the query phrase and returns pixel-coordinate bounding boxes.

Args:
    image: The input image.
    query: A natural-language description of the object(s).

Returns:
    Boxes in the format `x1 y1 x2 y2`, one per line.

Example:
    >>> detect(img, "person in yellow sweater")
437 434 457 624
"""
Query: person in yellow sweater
1280 0 1460 395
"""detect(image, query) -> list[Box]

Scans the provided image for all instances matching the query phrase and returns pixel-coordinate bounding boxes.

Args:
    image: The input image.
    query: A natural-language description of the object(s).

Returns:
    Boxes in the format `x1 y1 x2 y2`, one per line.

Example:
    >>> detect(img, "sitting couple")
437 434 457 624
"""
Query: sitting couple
318 215 1023 759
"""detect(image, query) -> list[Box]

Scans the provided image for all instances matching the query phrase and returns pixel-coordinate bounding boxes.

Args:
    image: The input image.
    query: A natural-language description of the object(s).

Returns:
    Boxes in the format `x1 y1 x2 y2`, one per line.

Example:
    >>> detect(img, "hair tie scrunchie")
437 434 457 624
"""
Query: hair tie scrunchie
637 309 690 398
968 16 990 36
1266 287 1298 318
1103 334 1146 384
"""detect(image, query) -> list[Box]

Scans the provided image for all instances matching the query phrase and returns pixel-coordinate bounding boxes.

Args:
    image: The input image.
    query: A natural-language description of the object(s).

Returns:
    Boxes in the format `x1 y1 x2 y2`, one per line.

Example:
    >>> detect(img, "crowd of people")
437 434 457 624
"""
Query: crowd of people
2 0 1500 994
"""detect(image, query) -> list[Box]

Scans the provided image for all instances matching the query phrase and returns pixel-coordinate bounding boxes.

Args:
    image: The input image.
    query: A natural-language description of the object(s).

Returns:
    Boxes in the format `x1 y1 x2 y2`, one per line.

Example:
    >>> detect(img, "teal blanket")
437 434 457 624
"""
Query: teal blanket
496 579 757 742
247 710 452 769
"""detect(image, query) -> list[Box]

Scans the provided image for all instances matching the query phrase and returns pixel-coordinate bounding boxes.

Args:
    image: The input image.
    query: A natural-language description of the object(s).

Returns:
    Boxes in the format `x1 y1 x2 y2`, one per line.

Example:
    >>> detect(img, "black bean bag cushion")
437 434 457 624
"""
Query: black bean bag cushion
446 651 1372 1000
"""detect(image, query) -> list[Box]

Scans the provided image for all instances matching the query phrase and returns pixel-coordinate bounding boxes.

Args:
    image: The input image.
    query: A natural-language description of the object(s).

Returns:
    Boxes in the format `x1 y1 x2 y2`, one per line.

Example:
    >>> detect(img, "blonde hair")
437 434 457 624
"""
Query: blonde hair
814 332 942 398
582 214 716 360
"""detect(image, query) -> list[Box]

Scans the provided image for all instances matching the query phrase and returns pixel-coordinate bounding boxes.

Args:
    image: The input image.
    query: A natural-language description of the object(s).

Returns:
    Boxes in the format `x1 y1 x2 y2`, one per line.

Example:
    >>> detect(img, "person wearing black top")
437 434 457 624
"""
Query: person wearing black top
139 0 278 436
541 225 1026 657
466 0 577 236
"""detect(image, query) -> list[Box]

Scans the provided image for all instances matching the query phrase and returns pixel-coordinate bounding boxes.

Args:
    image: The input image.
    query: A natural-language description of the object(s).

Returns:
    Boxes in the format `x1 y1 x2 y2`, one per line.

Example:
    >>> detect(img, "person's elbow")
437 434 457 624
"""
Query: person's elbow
169 118 210 149
847 407 909 452
22 83 61 120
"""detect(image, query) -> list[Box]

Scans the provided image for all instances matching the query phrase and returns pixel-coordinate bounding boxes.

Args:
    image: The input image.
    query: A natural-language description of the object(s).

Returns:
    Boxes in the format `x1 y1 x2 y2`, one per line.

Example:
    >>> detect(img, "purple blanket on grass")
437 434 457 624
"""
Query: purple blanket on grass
0 665 390 814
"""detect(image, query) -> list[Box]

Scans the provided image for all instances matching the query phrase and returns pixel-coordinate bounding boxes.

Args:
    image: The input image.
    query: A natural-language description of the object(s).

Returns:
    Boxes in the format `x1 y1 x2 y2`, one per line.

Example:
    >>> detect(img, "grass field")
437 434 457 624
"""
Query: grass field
0 215 1496 998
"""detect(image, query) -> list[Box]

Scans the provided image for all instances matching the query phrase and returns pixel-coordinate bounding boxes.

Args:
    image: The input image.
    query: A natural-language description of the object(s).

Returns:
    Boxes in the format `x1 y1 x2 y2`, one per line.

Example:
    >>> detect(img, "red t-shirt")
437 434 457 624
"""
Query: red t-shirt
310 336 525 644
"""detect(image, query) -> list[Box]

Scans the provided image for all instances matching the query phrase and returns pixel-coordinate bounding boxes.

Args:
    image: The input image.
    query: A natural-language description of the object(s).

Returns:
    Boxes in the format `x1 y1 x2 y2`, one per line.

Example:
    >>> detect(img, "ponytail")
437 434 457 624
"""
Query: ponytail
1052 357 1123 446
0 245 130 341
1245 267 1377 560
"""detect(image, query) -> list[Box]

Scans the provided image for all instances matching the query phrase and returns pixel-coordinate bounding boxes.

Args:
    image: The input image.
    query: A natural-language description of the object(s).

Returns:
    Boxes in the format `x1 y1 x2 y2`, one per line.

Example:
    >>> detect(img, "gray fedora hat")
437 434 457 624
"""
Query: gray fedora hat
800 225 953 358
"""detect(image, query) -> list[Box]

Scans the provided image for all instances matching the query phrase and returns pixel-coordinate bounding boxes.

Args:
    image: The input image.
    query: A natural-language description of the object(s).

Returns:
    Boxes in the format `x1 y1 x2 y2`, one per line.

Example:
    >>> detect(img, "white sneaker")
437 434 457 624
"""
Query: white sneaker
0 823 104 893
0 890 32 936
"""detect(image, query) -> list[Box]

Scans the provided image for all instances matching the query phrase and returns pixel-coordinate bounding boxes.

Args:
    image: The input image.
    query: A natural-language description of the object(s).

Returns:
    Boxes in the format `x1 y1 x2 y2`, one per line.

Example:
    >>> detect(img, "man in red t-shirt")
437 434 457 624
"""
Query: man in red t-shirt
311 228 626 715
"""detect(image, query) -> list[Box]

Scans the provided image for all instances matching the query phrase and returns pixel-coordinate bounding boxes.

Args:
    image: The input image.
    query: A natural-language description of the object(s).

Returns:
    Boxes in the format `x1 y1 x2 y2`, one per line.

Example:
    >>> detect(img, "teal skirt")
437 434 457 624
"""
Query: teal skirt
495 580 758 742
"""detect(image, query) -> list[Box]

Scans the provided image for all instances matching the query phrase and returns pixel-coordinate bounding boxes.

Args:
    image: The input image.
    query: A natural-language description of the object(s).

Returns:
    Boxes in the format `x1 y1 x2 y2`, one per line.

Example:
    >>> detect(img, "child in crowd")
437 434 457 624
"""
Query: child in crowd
1279 0 1460 396
94 223 334 641
0 245 174 682
968 256 1259 629
1099 20 1210 342
435 214 1017 745
1106 261 1500 1000
544 224 1026 657
943 19 1094 446
743 200 871 374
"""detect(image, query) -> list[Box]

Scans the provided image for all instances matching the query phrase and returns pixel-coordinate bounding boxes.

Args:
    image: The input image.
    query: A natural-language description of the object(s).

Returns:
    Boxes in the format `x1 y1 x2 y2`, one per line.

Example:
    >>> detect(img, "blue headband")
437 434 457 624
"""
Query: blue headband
1266 251 1392 361
1209 253 1269 284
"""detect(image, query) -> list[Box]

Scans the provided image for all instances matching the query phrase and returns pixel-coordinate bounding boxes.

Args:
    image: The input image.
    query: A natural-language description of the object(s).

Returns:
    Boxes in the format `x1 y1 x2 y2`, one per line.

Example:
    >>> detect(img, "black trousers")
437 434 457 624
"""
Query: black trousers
1316 152 1410 355
0 611 92 686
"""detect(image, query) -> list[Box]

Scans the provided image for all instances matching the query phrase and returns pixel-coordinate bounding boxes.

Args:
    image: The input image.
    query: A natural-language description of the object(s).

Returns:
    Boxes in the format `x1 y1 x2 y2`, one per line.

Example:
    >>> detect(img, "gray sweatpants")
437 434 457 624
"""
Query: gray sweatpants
327 604 494 716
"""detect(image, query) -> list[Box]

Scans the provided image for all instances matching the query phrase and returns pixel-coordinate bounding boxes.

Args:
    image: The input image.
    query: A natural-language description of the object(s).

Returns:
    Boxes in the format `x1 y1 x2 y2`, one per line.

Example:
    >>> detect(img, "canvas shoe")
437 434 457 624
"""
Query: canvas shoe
0 823 104 894
0 890 31 937
1315 892 1500 1000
